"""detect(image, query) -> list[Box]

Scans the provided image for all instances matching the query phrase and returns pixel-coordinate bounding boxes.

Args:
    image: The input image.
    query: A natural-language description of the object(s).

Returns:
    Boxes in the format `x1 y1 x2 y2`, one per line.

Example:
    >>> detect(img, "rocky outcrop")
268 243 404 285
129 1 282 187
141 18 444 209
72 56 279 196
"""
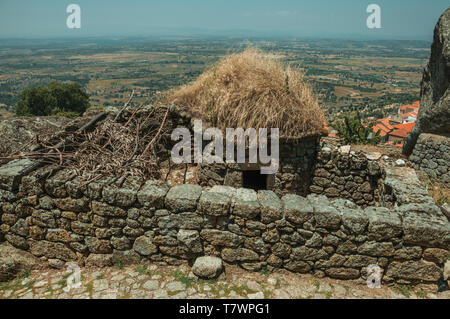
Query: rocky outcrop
0 116 70 158
403 8 450 155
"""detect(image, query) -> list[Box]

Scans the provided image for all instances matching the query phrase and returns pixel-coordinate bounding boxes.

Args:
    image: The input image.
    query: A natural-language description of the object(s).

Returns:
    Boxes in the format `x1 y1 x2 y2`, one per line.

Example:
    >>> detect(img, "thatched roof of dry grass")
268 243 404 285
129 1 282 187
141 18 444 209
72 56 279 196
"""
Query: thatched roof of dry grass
168 48 325 138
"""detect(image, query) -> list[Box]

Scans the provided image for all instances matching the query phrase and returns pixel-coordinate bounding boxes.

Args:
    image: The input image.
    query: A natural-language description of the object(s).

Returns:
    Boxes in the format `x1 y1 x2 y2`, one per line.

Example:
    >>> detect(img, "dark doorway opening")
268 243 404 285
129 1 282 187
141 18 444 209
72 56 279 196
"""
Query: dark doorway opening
243 170 267 191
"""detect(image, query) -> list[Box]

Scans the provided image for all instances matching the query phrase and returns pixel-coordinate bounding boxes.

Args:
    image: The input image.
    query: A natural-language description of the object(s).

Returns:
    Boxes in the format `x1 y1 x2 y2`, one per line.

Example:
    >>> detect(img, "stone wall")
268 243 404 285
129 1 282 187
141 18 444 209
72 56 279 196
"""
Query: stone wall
198 139 386 208
309 146 384 207
0 159 449 284
409 133 450 186
197 136 320 197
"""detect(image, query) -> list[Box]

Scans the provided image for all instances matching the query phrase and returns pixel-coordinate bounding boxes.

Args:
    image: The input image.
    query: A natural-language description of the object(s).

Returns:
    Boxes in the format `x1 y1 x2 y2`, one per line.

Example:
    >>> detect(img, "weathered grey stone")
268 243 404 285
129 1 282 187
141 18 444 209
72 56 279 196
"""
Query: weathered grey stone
85 237 112 254
5 234 29 250
92 201 127 217
71 221 95 236
45 229 72 243
102 177 141 207
137 180 169 209
282 194 313 225
394 246 423 260
111 250 141 265
133 236 158 256
85 176 113 200
165 184 202 213
325 268 360 280
365 207 402 241
44 170 73 198
232 188 260 219
200 229 243 247
11 219 29 237
110 236 131 251
336 201 368 235
357 241 395 257
257 190 282 223
177 230 203 254
422 248 449 265
402 211 450 248
192 256 223 279
0 159 35 192
0 256 18 282
142 280 159 291
322 234 341 247
53 197 89 212
198 191 231 216
158 212 203 230
221 248 259 263
308 195 341 229
48 259 65 269
30 241 77 261
343 255 377 268
31 210 57 228
244 237 269 255
291 246 328 261
305 233 322 248
0 189 16 202
271 242 291 258
386 260 442 282
284 260 312 273
210 185 236 198
39 196 54 210
336 240 357 255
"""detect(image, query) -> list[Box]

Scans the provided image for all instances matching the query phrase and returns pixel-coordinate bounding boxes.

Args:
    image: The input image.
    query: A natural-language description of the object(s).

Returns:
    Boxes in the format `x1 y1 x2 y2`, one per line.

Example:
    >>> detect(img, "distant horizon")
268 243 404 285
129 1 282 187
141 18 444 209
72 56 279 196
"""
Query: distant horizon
0 1 448 42
0 33 435 43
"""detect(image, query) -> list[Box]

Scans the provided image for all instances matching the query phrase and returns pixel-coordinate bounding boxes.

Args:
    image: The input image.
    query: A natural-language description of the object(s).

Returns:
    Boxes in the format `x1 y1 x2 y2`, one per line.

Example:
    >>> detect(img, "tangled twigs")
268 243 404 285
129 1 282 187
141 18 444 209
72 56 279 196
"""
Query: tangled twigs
114 90 135 122
7 97 173 183
141 104 171 158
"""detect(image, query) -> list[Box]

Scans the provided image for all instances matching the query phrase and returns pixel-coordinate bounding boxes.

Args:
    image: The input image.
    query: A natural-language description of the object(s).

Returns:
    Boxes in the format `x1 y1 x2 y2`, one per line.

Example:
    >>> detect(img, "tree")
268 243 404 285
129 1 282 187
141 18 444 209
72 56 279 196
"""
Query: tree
15 82 89 117
332 112 381 145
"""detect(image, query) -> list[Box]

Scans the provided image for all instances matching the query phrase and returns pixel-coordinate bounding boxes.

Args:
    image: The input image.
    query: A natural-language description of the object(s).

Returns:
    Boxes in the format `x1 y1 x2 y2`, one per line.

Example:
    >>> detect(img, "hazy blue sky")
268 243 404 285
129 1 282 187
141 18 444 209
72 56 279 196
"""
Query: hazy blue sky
0 0 448 39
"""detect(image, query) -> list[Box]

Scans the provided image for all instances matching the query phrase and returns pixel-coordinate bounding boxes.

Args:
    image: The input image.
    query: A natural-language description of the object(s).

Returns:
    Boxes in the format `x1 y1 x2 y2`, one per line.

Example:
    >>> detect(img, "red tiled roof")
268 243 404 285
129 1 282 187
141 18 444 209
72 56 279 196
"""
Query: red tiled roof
393 122 415 133
390 129 409 138
377 118 394 131
399 101 420 114
373 124 389 137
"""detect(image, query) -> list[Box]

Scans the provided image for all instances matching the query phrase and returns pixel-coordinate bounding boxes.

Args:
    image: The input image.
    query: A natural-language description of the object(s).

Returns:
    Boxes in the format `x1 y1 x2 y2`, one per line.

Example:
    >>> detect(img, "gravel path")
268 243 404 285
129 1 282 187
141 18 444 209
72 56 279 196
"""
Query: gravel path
0 264 448 300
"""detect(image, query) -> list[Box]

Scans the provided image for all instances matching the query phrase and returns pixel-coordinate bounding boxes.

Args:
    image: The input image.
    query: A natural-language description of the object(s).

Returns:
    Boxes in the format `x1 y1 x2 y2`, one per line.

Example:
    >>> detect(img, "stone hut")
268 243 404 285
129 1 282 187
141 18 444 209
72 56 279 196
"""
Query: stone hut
168 48 326 197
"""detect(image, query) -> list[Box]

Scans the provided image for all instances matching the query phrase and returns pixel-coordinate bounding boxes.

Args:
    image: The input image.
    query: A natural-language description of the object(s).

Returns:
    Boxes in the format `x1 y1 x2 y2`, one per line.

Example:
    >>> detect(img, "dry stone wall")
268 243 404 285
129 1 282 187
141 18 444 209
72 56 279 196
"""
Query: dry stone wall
0 159 449 284
309 146 384 207
409 133 450 186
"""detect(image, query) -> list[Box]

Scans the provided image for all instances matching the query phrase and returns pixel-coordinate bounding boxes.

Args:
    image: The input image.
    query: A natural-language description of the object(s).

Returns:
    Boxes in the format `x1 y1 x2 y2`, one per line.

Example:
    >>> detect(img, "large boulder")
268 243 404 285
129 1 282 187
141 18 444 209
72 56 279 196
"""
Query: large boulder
0 257 18 282
403 8 450 155
0 242 42 282
192 256 223 279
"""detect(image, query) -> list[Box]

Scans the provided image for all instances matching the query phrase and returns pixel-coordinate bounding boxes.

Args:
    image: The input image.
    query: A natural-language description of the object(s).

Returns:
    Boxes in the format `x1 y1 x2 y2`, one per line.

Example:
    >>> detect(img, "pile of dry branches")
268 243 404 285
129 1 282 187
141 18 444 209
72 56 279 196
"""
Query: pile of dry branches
1 93 175 183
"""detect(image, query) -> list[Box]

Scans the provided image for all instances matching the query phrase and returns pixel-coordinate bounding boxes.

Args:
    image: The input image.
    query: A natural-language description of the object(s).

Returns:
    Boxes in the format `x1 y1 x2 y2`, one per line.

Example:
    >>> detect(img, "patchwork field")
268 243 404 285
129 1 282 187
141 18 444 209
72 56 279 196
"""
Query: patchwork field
0 37 429 121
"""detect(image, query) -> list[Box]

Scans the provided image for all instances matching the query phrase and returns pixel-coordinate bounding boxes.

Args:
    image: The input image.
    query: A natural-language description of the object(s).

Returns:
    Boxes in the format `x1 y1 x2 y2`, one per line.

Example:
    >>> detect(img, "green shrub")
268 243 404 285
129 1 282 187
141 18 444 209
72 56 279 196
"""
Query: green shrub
332 112 382 145
16 81 89 117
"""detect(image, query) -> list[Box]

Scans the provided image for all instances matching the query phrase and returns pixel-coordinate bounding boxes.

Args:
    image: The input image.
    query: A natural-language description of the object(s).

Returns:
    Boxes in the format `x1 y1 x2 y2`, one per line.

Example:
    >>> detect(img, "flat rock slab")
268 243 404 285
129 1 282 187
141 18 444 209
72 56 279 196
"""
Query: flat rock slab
0 159 35 192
